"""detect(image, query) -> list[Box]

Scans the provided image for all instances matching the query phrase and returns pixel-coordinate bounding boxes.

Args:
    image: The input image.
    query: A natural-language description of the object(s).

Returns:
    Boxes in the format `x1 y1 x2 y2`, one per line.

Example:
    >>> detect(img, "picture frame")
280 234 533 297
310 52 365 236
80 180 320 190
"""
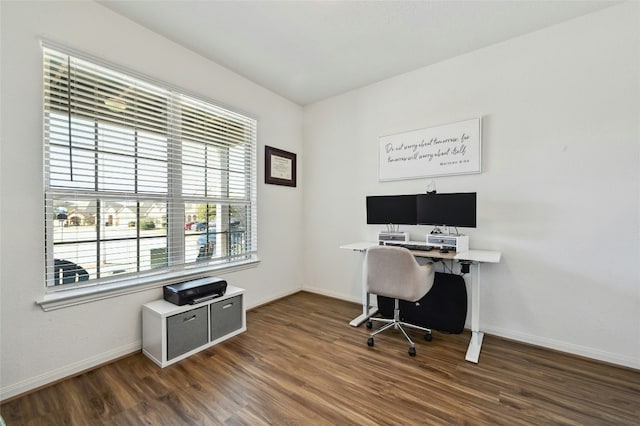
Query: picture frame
378 117 482 181
265 146 297 187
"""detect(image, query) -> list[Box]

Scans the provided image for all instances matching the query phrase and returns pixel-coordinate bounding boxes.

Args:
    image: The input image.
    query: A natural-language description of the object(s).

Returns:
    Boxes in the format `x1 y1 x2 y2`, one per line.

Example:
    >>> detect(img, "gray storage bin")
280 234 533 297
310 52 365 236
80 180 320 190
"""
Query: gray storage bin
166 305 208 360
210 295 243 341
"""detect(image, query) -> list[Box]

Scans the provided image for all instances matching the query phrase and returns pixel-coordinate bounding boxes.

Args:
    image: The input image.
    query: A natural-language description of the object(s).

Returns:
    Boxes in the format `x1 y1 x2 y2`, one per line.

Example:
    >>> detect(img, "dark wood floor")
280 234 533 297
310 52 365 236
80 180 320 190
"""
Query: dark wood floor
2 291 639 425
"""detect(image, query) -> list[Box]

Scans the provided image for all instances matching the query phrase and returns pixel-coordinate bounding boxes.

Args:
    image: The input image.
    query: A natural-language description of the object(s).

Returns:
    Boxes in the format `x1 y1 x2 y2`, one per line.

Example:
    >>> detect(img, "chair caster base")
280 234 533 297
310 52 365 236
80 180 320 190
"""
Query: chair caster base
367 337 374 347
425 333 433 342
408 347 416 357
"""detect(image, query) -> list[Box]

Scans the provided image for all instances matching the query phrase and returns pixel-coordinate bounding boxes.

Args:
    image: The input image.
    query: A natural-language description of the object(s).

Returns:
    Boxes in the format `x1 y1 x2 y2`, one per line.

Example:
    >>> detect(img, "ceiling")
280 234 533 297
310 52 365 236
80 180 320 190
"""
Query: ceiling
98 1 619 106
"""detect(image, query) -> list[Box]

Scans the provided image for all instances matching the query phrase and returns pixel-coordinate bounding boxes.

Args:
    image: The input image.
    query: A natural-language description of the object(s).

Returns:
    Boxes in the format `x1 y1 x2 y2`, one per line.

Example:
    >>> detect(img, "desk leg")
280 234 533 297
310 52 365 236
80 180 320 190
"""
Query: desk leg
349 250 378 327
465 262 484 363
349 292 378 327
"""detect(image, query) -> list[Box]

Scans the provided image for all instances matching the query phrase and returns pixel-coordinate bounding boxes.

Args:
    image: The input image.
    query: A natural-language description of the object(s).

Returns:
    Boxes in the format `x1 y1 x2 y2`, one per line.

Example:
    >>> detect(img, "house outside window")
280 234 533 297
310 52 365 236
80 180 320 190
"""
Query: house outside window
43 44 258 289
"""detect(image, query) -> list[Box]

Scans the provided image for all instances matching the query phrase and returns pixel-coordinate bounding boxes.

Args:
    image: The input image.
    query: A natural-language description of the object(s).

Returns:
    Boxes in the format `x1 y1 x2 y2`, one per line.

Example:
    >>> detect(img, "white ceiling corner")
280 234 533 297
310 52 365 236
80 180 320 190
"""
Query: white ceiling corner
98 0 620 106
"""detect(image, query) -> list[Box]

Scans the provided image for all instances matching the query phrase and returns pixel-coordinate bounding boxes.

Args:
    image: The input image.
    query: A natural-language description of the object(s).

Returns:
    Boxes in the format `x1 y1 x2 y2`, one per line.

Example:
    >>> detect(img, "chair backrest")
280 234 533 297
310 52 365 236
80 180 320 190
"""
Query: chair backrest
364 245 435 302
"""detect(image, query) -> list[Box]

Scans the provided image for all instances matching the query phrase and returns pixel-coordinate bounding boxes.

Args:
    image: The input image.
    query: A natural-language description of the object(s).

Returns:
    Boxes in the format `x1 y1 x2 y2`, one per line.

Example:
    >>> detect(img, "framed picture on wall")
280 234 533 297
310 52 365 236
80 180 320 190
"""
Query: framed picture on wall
265 146 297 187
379 117 482 181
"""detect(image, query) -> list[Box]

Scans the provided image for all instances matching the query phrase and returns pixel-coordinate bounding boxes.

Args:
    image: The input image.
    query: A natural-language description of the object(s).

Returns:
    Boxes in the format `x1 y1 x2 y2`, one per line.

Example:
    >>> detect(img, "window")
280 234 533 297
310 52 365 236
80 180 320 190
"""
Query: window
43 44 257 290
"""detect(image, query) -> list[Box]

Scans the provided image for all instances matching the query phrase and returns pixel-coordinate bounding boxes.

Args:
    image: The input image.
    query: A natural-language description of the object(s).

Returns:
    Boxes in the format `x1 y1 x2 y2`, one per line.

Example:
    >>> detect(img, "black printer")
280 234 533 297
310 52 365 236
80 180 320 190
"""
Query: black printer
163 276 227 306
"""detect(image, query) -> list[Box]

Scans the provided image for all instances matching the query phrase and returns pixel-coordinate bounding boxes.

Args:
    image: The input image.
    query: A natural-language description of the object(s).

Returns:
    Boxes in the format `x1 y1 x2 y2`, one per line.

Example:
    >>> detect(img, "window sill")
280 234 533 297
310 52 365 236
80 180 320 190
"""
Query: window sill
36 258 260 312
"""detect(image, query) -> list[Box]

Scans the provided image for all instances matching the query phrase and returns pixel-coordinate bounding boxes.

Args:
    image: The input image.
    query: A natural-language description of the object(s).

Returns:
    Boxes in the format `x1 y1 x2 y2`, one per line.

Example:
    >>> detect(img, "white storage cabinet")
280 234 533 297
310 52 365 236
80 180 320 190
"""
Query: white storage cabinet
142 285 246 367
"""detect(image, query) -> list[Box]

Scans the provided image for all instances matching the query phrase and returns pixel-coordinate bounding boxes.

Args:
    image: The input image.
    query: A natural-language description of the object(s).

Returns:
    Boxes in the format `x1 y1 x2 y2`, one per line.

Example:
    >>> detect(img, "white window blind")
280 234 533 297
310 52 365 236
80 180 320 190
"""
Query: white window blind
43 44 258 289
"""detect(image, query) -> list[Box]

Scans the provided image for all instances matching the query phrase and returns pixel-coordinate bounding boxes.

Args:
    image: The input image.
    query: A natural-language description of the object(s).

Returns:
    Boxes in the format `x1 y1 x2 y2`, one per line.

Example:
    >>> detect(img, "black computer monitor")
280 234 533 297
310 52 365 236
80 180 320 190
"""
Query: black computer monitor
366 195 417 225
416 192 477 228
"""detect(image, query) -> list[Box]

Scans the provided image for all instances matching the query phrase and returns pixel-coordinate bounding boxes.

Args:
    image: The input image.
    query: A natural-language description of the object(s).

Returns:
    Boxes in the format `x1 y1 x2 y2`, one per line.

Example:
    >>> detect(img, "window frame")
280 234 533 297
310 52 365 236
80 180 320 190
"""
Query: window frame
40 41 259 308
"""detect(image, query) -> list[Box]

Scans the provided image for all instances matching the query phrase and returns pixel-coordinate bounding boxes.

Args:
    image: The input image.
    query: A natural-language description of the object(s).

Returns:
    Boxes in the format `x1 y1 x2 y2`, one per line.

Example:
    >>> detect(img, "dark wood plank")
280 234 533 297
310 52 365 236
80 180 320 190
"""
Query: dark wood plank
2 291 639 425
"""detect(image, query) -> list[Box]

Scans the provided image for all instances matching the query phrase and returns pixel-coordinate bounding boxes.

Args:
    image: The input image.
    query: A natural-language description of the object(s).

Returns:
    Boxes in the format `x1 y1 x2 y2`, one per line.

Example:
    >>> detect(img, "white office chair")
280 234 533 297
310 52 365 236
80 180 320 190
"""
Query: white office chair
364 245 435 356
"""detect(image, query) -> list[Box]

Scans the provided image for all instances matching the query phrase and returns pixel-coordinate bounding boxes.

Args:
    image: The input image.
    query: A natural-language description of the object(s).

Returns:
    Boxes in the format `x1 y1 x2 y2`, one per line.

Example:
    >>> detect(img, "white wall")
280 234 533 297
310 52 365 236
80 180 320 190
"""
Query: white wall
0 1 304 400
1 0 638 403
303 2 640 368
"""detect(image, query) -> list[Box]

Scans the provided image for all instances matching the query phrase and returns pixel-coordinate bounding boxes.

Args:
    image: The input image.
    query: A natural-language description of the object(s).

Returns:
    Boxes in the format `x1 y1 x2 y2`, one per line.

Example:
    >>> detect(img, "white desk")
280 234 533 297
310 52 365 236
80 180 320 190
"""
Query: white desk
340 241 501 363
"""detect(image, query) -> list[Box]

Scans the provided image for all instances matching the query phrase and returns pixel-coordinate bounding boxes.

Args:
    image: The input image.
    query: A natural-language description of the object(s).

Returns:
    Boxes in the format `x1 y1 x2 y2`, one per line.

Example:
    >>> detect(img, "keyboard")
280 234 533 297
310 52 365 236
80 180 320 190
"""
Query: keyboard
385 242 435 252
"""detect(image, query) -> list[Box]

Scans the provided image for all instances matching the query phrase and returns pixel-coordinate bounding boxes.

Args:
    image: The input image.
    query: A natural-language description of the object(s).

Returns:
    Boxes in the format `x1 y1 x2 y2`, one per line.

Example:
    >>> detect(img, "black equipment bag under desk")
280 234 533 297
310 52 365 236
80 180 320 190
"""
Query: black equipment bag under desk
376 272 467 334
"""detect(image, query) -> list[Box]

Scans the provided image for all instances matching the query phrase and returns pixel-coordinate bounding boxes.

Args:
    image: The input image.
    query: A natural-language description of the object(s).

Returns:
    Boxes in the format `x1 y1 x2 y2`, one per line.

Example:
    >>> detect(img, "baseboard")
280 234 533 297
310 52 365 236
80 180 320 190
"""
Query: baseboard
246 288 301 310
301 286 362 305
1 289 302 403
0 341 141 402
4 294 635 402
484 325 640 371
300 289 639 370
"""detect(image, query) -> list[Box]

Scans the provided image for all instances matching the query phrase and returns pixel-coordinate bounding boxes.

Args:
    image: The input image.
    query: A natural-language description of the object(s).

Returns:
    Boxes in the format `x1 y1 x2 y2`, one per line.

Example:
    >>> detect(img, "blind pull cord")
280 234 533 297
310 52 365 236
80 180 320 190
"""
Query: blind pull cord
66 55 74 181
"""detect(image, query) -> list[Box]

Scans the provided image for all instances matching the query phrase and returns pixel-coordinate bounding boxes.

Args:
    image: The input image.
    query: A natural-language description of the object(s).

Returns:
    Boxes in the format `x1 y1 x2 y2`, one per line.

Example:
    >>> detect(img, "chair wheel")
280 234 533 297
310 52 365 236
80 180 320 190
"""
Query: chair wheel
366 321 373 329
367 337 374 347
408 347 416 357
425 333 433 342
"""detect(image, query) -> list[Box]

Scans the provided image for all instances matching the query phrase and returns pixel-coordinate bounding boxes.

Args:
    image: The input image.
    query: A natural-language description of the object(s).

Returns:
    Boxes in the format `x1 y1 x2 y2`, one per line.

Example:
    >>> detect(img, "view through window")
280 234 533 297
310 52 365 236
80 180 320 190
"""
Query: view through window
43 44 257 288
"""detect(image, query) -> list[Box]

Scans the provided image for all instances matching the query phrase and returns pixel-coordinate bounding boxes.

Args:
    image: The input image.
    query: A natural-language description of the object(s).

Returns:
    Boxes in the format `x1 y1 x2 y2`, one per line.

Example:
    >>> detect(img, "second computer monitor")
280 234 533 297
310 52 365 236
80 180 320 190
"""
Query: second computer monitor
417 192 477 228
